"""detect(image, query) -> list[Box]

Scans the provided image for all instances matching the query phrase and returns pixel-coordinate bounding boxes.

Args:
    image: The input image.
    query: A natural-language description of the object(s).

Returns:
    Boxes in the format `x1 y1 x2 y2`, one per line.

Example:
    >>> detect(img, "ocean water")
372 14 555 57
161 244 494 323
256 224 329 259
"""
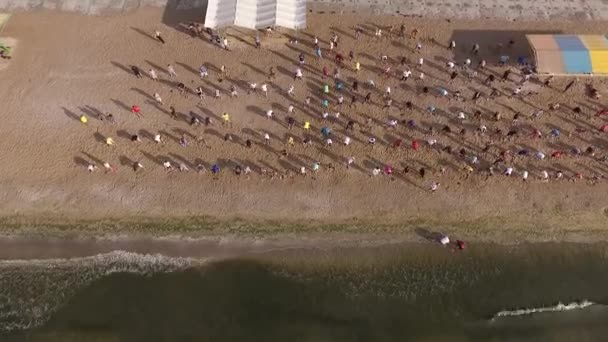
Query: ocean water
2 243 608 341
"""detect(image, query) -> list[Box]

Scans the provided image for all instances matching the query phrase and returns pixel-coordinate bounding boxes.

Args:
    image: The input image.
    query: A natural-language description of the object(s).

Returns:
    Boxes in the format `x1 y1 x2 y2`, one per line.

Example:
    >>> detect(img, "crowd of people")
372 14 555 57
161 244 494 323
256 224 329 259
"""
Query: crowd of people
79 21 608 192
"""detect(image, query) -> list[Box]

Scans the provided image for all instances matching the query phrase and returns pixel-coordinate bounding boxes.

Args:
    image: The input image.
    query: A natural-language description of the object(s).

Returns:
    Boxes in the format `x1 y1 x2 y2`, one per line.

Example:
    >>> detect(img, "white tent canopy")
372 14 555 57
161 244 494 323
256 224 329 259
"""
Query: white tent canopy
205 0 306 30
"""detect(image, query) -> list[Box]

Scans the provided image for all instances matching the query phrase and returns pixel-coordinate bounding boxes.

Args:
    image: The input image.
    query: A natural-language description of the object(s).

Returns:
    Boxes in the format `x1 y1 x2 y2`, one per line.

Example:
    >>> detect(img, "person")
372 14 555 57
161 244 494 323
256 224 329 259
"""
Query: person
287 85 295 96
372 166 381 176
214 89 221 99
87 164 97 172
266 109 273 119
103 162 116 173
294 68 303 80
149 68 158 81
212 164 220 175
522 170 529 181
131 105 143 118
347 157 355 168
177 83 187 96
199 65 208 78
222 112 231 126
155 30 165 44
131 66 143 79
154 92 163 104
430 182 439 192
167 64 177 78
401 69 411 81
196 86 204 100
230 85 238 97
472 43 480 54
170 106 178 120
133 161 143 172
261 83 268 97
249 82 257 94
264 133 270 144
80 115 88 124
255 35 261 48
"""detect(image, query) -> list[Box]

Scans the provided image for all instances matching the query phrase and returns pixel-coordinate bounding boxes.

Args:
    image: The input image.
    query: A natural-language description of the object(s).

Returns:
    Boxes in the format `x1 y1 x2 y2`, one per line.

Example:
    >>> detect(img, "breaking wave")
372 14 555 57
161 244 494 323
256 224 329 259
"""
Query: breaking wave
0 251 205 332
492 300 596 320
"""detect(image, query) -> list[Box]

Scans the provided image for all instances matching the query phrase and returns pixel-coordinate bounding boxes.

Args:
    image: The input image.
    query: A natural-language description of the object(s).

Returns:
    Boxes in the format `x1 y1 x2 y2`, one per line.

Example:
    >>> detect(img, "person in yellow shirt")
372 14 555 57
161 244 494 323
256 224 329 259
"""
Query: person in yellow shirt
222 112 232 127
355 61 361 72
303 121 310 130
287 136 295 146
105 137 114 146
80 115 88 124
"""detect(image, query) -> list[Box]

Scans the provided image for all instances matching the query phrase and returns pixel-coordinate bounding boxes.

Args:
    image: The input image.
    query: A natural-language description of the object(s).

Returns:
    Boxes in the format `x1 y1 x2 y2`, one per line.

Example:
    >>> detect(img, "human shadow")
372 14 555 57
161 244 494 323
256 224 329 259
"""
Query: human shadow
81 151 105 165
73 156 89 167
111 99 132 112
414 228 446 243
119 155 135 167
110 61 134 75
62 107 81 122
130 27 158 42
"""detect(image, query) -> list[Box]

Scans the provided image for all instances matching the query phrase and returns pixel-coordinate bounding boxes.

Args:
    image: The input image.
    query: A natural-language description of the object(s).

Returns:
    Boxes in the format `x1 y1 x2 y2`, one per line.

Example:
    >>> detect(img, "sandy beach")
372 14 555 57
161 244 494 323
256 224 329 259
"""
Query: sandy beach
1 8 608 245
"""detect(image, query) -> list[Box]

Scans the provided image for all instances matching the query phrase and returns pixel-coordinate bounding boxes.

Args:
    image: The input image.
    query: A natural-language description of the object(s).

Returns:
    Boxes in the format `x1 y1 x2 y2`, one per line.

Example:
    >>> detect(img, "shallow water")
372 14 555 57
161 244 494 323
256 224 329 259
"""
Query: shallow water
2 243 608 341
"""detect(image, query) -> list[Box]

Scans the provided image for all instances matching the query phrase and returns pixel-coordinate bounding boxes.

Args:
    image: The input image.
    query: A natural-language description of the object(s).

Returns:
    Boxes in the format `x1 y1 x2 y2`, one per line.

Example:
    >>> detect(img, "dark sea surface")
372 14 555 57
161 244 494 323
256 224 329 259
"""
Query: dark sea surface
2 243 608 341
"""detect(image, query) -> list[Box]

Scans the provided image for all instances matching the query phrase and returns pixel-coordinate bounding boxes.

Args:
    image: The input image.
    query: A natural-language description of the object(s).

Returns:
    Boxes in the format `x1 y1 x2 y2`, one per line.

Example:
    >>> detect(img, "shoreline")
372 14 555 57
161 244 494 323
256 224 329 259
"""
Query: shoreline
0 213 607 260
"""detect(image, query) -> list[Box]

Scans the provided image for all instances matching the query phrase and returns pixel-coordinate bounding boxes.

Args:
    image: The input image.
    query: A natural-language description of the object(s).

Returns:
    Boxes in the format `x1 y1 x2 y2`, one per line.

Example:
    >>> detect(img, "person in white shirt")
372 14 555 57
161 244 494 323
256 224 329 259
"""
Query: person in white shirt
326 138 333 147
149 69 158 81
344 136 351 145
418 72 425 80
504 167 514 176
372 167 381 176
163 161 173 170
294 68 303 80
154 93 163 104
430 182 439 192
167 64 177 78
261 83 268 97
512 87 522 96
446 61 455 69
401 70 411 81
266 110 273 119
418 57 424 66
264 133 270 144
388 119 398 128
288 105 294 114
347 157 355 168
522 170 529 181
541 170 549 181
249 82 257 94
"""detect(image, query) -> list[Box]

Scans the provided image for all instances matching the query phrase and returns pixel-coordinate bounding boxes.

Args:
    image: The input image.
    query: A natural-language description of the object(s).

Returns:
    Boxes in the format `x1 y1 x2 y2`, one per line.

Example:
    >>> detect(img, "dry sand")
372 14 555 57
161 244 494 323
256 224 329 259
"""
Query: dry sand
1 9 608 243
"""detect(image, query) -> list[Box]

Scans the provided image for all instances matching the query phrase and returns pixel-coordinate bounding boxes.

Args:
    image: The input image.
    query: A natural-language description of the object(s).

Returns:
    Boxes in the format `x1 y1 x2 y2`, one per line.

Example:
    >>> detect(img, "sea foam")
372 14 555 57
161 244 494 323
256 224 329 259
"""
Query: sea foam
0 251 205 332
492 300 596 320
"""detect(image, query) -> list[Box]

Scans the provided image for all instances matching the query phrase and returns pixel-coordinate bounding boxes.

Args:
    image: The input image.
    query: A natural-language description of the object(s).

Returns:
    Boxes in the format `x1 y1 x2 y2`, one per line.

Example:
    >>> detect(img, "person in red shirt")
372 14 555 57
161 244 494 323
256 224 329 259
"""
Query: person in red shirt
412 140 420 151
131 105 143 118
